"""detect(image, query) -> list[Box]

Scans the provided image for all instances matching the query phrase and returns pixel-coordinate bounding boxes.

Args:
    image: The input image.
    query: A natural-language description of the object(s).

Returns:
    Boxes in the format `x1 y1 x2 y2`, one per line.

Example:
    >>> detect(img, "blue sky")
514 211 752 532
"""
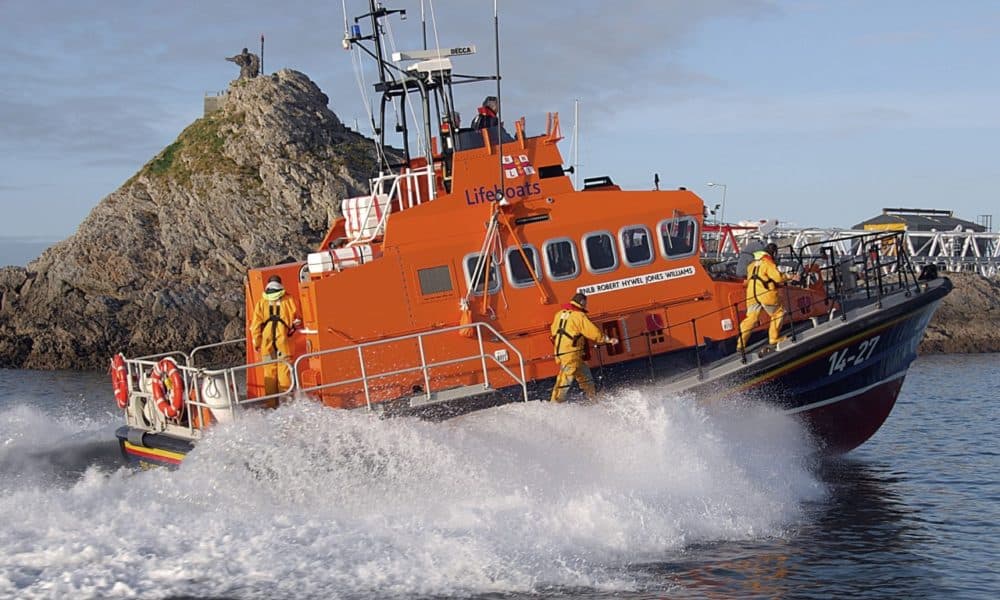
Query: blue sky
1 0 997 248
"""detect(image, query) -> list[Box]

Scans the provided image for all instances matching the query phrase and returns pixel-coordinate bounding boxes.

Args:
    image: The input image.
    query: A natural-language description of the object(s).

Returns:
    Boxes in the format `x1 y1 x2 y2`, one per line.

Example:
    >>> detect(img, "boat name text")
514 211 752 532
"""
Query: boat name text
577 265 696 296
465 183 542 205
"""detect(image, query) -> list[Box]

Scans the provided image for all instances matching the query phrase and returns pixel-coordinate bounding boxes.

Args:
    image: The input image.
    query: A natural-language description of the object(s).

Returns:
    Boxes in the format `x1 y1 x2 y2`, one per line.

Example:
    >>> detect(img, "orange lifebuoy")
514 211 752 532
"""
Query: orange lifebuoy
110 353 129 409
151 357 185 419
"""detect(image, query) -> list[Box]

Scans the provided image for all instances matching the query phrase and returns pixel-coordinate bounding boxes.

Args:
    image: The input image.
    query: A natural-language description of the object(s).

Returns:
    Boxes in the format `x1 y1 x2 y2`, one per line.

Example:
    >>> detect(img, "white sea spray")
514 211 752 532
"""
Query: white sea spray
0 388 823 599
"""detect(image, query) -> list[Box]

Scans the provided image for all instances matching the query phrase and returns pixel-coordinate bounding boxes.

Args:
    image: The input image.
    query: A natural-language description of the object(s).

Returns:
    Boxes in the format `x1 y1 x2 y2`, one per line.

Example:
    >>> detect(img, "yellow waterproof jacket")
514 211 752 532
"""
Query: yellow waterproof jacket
551 305 609 358
250 294 299 356
745 252 790 306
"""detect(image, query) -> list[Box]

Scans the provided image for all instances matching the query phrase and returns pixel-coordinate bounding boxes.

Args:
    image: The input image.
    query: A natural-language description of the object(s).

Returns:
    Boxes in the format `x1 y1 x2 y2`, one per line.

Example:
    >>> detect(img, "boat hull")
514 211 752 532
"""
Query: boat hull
432 279 948 455
690 287 945 453
116 426 194 469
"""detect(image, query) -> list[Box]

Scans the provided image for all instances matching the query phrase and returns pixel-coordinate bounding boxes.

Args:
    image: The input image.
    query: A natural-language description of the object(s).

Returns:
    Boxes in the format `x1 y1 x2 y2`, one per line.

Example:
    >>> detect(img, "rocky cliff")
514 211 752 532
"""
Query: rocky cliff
919 272 1000 354
0 70 382 369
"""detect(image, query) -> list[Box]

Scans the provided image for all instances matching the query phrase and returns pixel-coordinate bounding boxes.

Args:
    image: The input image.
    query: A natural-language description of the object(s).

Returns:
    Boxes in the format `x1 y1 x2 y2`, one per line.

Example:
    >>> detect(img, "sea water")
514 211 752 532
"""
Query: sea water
0 354 996 599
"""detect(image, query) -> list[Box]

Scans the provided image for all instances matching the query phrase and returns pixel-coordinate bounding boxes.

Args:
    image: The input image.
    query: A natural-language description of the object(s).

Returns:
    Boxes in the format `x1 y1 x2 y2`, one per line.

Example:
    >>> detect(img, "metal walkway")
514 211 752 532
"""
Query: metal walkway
706 225 1000 277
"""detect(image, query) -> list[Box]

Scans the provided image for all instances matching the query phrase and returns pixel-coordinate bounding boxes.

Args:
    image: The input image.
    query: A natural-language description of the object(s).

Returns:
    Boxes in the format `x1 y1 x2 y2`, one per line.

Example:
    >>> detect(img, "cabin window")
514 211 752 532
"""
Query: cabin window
620 225 653 266
543 238 579 281
506 245 542 288
417 265 453 296
582 232 617 274
659 216 698 259
463 253 501 295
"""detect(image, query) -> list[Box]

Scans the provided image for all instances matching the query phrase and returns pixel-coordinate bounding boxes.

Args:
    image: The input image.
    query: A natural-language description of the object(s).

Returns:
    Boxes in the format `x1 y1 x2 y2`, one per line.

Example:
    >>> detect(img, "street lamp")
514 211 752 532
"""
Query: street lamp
706 182 727 225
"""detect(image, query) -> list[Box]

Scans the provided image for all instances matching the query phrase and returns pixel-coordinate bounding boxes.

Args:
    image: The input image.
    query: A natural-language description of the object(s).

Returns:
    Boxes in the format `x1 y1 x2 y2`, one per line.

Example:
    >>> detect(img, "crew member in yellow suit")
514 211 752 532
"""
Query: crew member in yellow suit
250 275 301 396
550 292 618 403
737 243 799 352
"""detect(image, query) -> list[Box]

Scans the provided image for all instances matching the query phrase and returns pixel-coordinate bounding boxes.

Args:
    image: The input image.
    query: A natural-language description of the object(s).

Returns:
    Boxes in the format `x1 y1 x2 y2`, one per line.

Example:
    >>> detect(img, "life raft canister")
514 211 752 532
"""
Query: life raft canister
151 357 185 419
802 263 824 289
110 353 129 409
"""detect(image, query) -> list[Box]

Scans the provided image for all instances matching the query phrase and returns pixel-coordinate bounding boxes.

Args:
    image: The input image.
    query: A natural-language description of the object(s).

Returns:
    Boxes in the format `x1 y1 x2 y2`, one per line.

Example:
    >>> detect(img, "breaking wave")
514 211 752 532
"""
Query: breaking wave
0 387 824 598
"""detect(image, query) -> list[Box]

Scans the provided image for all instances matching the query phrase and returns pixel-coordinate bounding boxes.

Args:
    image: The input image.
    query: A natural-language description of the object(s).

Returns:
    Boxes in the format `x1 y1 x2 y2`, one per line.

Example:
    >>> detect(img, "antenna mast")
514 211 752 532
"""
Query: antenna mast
493 0 504 200
347 1 412 167
573 99 580 189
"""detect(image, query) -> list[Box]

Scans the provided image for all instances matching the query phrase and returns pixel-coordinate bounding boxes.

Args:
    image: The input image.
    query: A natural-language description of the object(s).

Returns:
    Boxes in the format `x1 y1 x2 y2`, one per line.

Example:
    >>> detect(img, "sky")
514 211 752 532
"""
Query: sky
1 0 998 251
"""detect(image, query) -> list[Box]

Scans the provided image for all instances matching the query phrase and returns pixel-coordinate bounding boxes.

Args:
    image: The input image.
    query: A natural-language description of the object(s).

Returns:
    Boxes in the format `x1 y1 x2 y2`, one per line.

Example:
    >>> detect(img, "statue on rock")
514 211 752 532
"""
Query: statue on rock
226 47 260 80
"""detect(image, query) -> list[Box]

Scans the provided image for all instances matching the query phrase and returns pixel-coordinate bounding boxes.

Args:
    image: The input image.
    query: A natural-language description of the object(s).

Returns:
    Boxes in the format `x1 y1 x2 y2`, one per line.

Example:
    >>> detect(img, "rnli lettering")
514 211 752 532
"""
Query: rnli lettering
577 265 696 296
465 183 542 205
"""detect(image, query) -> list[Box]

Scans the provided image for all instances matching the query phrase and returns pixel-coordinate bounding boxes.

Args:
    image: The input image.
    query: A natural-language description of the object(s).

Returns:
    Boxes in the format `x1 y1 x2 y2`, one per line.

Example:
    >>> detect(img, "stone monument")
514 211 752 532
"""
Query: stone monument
226 47 260 80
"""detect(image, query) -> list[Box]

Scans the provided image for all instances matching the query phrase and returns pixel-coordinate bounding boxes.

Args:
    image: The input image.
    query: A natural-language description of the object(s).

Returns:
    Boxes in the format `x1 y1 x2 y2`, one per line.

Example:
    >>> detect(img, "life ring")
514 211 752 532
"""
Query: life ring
110 353 129 409
151 357 185 419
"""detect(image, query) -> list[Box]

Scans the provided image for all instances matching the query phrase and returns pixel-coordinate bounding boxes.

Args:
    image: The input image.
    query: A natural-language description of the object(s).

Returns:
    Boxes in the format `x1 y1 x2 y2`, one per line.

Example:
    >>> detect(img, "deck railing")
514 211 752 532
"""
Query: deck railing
673 230 923 370
120 321 526 438
343 165 437 247
292 321 528 409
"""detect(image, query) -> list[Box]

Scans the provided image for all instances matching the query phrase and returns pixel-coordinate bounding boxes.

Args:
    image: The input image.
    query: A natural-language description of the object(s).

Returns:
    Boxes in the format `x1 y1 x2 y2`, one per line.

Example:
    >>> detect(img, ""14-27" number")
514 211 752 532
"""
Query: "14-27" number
827 335 881 375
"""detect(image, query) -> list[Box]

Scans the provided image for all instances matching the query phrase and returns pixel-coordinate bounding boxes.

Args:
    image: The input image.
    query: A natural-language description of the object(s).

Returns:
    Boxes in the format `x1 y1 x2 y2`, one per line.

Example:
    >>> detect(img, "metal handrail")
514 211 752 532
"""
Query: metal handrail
347 165 437 247
678 232 914 366
122 354 294 437
190 338 246 368
195 357 295 408
130 349 190 367
291 321 529 408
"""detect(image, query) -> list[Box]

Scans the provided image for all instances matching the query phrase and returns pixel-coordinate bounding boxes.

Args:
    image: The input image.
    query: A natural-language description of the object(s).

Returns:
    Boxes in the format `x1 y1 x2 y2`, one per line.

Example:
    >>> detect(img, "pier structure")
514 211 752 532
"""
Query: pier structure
782 227 999 277
704 224 1000 277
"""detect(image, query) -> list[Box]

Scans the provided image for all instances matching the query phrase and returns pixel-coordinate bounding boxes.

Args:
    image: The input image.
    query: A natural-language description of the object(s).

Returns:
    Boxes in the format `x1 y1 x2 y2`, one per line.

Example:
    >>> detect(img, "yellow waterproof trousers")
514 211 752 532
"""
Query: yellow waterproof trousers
550 354 596 403
737 302 786 350
261 351 292 397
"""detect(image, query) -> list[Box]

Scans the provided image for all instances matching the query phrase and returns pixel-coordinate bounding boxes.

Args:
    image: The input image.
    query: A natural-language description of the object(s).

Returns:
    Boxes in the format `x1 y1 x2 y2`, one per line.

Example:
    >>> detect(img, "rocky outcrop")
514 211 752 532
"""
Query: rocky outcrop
919 272 1000 354
0 70 383 369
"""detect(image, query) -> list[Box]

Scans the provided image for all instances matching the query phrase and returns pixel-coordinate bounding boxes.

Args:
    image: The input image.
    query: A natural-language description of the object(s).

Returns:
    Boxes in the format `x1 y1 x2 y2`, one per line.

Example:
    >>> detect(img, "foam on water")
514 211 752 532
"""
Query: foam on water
0 402 122 489
0 388 825 599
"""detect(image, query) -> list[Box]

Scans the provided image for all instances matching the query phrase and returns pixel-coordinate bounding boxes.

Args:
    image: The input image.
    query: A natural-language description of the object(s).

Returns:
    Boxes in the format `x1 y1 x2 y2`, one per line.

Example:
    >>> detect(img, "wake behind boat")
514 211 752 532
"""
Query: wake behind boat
112 1 951 468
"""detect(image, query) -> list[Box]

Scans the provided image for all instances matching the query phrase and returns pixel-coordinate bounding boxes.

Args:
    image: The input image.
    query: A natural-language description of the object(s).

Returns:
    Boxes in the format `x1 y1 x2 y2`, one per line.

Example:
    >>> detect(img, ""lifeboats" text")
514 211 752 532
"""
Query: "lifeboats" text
465 183 542 205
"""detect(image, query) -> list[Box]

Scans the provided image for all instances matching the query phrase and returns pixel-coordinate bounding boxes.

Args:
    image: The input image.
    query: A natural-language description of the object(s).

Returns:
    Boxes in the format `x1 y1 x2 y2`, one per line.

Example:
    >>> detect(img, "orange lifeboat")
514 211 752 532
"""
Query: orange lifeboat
112 0 952 469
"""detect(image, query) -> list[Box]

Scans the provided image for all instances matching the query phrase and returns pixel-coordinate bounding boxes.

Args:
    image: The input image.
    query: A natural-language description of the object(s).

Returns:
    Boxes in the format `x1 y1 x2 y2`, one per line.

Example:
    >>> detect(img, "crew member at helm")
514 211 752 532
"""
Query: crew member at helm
470 95 499 130
549 292 618 403
737 243 799 353
250 275 301 396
